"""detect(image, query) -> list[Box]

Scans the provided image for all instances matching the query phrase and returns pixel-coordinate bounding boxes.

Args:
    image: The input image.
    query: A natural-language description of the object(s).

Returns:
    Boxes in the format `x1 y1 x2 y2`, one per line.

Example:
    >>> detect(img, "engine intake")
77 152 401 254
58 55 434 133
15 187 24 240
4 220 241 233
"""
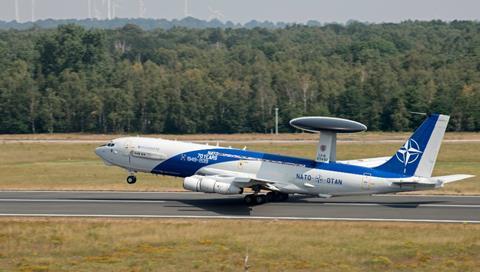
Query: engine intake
183 175 243 195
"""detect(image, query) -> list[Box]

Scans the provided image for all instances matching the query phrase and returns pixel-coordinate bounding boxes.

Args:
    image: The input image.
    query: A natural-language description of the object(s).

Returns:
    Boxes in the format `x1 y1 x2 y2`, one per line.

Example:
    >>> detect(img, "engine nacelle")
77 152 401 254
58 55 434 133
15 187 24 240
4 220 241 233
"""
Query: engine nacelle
183 175 243 195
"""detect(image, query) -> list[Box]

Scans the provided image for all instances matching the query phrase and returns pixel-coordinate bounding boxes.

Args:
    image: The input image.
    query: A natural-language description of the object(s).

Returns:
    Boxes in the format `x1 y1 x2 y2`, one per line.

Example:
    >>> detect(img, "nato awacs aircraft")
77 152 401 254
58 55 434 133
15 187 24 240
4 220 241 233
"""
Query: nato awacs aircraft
95 114 473 205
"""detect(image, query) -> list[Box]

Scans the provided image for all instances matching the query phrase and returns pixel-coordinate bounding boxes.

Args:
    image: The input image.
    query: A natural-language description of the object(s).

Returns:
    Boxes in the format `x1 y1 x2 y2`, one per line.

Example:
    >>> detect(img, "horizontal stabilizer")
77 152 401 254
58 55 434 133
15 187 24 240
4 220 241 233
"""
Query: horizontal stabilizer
429 174 475 184
392 174 474 189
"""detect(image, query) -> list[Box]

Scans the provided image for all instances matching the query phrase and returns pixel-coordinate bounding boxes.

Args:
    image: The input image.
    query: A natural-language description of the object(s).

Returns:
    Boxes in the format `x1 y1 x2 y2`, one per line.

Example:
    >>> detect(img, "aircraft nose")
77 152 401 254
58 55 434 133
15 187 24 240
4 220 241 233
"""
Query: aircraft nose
95 146 105 158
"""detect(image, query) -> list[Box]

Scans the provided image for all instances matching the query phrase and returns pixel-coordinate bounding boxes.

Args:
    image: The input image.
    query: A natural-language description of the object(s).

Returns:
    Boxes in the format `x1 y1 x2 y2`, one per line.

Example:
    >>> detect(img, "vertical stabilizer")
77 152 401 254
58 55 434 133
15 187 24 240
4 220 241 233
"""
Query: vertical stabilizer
374 114 449 177
414 115 449 177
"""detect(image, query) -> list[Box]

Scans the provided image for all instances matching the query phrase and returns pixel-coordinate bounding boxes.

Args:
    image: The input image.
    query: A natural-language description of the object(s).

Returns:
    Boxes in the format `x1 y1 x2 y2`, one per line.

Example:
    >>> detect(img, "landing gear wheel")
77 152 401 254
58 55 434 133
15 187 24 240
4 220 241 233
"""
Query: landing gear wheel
267 191 287 202
126 175 137 184
266 192 275 202
279 193 289 202
255 194 266 205
244 194 254 205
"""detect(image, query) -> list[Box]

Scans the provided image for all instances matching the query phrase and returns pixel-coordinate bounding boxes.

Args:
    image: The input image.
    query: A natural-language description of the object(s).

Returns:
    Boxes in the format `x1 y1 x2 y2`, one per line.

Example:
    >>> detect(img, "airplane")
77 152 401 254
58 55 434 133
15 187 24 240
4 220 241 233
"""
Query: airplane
95 113 474 205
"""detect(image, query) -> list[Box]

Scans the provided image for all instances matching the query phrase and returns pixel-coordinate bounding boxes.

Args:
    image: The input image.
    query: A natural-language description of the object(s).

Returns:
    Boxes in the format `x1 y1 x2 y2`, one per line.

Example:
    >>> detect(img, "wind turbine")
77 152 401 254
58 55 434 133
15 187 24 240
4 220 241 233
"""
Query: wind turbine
111 0 121 19
107 0 111 20
94 0 103 19
184 0 190 18
31 0 35 22
14 0 20 22
208 6 225 21
87 0 92 18
138 0 146 18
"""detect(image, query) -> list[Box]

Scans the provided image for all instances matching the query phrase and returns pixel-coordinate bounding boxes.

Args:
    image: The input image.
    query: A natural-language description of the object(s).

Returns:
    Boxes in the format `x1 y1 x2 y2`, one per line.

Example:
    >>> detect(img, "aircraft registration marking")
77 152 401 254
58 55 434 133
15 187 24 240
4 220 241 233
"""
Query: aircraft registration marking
296 174 343 185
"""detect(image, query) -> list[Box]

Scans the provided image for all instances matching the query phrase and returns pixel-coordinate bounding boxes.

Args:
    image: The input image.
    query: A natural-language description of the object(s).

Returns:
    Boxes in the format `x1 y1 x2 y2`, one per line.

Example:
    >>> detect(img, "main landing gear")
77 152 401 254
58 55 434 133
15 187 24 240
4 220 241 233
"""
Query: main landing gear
126 175 137 184
243 191 289 205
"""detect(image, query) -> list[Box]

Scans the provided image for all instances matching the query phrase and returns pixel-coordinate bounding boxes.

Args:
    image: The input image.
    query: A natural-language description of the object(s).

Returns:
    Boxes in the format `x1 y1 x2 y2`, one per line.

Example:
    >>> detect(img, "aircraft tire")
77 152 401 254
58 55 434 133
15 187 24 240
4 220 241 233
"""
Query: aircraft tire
268 191 284 202
266 192 274 202
279 193 289 202
244 194 254 205
126 176 137 184
255 194 266 205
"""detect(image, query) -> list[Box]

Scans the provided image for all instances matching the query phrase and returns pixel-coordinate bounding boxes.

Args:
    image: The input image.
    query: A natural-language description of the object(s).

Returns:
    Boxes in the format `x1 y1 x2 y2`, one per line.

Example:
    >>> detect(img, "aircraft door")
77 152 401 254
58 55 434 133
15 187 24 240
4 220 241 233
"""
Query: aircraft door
126 141 135 167
120 139 135 168
361 173 373 190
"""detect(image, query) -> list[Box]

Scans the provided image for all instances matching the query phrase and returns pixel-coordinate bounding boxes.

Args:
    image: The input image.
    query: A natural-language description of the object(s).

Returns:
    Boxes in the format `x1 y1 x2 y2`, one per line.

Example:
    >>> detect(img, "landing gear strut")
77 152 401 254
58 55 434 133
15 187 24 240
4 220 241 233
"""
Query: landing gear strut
126 175 137 184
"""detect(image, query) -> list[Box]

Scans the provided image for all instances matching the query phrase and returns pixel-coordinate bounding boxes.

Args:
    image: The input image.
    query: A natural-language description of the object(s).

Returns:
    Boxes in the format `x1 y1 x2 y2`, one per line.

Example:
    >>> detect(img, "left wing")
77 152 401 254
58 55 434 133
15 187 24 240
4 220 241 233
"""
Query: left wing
196 167 280 191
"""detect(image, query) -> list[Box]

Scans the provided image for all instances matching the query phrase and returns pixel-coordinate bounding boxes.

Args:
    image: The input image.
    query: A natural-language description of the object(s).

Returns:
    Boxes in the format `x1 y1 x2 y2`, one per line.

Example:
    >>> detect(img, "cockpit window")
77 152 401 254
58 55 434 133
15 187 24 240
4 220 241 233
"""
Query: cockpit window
107 143 115 147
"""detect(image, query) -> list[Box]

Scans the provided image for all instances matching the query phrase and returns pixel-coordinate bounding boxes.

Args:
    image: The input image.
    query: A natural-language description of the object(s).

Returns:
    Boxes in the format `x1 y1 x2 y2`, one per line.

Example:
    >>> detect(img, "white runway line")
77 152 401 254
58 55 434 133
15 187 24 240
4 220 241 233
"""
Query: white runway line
0 213 478 224
375 194 480 198
0 190 200 194
319 203 480 208
0 199 165 203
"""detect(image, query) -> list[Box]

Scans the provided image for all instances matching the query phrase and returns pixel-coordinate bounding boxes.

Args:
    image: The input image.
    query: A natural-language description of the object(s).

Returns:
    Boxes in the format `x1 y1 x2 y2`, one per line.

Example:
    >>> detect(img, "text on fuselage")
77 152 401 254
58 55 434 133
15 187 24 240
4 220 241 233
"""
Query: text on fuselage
296 173 343 185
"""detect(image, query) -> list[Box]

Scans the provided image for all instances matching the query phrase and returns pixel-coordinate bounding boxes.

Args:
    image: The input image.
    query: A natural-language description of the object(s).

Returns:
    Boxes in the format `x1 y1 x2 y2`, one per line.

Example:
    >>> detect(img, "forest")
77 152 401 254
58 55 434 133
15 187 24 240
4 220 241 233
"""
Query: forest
0 20 479 134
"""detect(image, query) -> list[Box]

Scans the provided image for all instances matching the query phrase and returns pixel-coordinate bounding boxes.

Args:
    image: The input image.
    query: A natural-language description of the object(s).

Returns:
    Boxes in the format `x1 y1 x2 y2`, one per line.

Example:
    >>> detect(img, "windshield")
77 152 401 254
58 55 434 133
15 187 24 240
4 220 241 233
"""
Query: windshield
98 143 115 147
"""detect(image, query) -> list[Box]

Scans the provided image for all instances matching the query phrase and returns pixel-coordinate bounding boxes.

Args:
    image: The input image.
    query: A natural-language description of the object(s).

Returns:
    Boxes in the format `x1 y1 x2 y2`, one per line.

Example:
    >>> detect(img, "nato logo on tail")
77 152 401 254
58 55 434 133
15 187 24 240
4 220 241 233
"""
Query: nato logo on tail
395 138 423 173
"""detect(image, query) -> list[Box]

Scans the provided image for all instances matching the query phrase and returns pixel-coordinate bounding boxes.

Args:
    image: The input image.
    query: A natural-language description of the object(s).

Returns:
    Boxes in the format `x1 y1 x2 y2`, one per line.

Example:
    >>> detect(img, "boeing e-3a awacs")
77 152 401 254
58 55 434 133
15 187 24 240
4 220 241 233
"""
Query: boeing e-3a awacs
95 114 474 205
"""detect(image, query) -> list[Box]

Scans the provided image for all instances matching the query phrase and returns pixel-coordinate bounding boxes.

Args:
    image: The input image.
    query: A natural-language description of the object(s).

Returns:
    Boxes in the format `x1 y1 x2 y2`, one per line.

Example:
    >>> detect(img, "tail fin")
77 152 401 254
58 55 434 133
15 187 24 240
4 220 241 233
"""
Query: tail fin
374 114 449 177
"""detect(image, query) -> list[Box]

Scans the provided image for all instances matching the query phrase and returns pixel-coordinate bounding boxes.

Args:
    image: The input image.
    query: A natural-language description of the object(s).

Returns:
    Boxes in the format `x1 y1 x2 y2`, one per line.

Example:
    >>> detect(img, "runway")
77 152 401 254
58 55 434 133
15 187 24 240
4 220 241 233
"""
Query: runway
0 191 479 223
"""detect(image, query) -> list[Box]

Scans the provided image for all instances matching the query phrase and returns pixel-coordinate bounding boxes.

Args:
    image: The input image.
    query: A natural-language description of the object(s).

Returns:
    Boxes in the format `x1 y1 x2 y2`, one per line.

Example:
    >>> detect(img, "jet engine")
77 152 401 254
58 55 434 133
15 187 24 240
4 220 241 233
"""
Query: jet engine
183 175 243 194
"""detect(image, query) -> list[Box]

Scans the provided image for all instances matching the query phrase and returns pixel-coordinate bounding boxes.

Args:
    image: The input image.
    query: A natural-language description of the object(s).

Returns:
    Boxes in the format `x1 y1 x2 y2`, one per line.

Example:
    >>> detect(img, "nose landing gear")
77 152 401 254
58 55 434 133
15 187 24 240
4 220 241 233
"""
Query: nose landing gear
126 175 137 184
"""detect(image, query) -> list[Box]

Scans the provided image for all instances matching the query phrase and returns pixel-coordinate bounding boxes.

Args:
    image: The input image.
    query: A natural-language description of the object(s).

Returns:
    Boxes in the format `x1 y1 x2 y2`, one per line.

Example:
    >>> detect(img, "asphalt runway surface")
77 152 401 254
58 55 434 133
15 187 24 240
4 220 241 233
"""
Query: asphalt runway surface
0 191 479 223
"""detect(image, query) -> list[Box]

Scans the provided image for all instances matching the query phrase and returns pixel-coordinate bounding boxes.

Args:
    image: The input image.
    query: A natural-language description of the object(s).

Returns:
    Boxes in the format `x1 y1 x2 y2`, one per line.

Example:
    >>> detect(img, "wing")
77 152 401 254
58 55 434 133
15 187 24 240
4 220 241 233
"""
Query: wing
196 167 281 191
338 156 390 168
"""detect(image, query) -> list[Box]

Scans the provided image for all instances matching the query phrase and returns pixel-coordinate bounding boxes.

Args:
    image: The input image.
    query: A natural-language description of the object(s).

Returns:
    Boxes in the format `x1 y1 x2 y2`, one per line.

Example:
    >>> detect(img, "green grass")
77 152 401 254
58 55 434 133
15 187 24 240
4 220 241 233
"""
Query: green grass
0 141 478 194
0 218 479 271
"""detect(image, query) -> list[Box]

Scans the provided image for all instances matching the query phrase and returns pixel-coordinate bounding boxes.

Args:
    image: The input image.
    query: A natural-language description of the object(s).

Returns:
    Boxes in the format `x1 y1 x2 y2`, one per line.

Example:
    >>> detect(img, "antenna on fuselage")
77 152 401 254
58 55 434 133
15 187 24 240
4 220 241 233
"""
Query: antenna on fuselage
289 116 367 163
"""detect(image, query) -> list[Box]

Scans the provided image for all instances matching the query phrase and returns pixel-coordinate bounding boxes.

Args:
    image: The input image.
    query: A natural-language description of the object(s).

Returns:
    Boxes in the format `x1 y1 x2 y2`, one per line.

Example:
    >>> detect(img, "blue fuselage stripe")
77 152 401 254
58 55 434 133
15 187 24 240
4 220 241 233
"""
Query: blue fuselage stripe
152 148 406 178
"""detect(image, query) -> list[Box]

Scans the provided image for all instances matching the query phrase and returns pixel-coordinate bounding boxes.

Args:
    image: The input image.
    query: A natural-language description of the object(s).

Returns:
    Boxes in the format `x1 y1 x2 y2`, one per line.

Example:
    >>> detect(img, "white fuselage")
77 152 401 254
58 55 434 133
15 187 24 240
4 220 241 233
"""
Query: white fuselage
95 137 425 196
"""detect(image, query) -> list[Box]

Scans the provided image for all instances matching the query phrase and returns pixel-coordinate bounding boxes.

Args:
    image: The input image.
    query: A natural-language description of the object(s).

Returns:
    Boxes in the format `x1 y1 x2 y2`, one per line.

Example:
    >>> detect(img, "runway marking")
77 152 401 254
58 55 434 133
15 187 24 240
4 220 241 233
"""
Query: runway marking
0 213 478 224
320 203 480 208
0 199 165 203
0 190 201 194
375 194 480 198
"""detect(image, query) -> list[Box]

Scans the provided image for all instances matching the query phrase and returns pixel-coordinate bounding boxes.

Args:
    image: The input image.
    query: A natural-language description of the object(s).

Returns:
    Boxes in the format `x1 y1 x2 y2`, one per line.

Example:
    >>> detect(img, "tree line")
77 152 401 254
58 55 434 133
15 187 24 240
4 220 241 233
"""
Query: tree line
0 17 314 31
0 20 479 134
